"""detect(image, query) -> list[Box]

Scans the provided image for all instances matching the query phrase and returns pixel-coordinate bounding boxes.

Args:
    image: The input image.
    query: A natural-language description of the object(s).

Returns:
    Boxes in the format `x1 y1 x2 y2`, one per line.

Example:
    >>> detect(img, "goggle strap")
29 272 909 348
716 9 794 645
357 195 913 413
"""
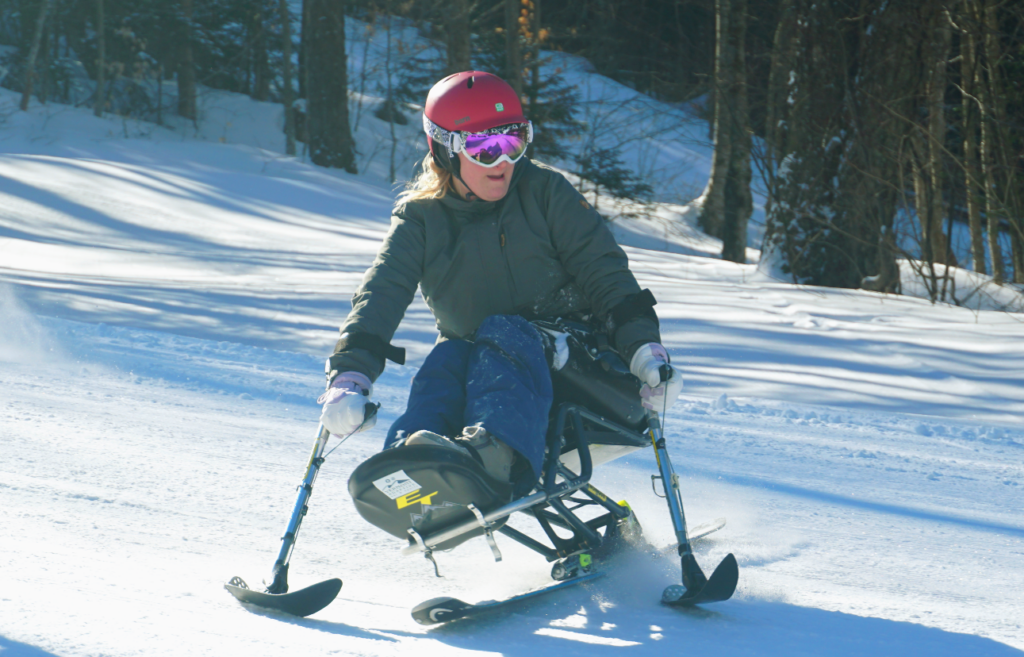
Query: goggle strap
423 115 457 159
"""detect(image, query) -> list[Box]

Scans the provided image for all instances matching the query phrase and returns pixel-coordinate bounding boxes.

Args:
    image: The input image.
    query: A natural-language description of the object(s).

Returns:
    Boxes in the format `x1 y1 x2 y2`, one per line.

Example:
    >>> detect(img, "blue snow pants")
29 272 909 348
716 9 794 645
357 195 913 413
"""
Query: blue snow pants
384 315 553 479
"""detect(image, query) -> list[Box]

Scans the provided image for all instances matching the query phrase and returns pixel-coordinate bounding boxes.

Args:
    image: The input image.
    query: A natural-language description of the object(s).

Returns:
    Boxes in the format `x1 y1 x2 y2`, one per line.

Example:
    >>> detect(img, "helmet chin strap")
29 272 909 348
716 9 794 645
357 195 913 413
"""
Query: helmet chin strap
454 171 480 201
433 149 481 201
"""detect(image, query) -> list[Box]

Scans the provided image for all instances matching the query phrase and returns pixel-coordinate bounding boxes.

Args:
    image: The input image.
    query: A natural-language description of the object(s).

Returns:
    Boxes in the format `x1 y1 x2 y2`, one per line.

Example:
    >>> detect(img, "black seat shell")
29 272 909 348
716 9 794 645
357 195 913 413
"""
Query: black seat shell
348 444 512 551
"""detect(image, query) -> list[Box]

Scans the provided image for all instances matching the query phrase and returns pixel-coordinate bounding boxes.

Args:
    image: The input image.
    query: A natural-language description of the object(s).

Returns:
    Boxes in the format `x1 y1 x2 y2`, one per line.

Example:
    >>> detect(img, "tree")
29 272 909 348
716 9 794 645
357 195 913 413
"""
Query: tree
279 0 296 155
248 1 271 101
19 0 51 111
915 4 953 268
177 0 196 121
504 0 523 96
979 0 1010 283
305 0 357 172
446 0 471 75
761 0 910 291
699 0 752 264
960 0 986 274
93 0 105 117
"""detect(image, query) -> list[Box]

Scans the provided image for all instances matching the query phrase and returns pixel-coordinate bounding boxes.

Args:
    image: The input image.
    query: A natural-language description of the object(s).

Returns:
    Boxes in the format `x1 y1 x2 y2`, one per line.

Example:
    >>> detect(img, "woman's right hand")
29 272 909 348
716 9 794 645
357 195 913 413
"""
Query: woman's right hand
629 343 684 412
318 372 376 435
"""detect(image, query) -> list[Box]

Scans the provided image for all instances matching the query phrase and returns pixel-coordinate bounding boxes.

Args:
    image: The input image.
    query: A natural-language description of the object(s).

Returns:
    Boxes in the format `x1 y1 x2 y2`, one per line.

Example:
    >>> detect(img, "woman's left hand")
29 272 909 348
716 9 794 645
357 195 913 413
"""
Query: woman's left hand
318 372 377 436
630 343 684 411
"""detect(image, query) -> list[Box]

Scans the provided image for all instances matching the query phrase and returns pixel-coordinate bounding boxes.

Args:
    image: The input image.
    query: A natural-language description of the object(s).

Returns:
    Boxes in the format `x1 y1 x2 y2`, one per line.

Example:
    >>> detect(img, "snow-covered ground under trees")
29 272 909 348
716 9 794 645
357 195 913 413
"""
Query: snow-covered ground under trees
2 68 1023 657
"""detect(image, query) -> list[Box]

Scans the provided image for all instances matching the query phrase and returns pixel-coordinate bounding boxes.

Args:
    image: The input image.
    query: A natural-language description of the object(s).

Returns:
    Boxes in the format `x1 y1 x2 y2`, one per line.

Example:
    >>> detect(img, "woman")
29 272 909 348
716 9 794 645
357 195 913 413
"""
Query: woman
319 71 683 487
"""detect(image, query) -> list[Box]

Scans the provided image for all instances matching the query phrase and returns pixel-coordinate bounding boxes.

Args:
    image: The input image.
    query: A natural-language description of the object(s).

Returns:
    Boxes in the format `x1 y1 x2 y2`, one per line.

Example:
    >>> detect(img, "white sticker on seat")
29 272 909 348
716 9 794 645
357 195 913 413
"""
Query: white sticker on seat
372 470 421 499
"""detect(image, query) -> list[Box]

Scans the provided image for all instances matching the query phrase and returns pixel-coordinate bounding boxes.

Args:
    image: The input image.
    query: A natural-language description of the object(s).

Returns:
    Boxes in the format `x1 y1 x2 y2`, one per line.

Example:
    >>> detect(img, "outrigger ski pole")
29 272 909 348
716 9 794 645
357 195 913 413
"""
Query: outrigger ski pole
648 366 738 606
225 404 378 617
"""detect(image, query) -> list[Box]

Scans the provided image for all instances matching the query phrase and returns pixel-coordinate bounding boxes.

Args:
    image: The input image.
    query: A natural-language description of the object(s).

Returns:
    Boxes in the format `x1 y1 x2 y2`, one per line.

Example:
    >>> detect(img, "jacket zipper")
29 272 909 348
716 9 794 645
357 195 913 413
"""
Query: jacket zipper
498 213 519 299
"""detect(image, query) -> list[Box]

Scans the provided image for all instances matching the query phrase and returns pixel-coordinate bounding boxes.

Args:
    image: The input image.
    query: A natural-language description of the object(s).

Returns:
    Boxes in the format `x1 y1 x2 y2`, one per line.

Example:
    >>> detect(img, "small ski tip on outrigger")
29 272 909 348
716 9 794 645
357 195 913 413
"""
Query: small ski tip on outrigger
225 407 376 617
224 575 342 618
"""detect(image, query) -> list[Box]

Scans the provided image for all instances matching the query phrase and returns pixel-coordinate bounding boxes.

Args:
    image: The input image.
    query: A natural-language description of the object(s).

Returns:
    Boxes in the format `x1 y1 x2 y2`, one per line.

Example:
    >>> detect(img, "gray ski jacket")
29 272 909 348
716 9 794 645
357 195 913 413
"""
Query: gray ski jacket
330 158 660 381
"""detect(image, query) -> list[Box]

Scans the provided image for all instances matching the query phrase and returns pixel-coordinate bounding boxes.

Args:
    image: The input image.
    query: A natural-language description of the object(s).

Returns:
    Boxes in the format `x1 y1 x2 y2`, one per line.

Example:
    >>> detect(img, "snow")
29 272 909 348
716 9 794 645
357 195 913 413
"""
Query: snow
2 60 1024 657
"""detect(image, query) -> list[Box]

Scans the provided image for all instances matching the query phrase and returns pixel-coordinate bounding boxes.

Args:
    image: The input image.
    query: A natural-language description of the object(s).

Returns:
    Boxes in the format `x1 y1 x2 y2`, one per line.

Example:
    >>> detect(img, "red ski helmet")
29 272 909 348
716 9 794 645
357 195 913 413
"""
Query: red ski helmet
422 71 530 175
424 71 525 134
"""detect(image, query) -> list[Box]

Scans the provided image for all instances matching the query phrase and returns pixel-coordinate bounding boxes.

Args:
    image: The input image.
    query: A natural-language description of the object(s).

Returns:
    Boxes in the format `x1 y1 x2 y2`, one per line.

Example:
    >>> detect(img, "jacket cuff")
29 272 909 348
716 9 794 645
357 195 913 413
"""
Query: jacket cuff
614 316 662 364
326 348 383 385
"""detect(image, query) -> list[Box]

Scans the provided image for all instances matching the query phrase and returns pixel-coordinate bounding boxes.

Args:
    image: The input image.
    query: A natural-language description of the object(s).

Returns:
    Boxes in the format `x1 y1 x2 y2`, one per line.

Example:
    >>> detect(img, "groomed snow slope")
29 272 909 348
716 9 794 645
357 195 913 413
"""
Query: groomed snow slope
1 91 1023 656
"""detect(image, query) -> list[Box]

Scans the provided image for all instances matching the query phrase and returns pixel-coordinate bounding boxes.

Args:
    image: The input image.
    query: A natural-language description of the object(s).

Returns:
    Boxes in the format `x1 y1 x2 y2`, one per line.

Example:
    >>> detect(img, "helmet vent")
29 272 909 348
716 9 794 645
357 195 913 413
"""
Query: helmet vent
467 76 475 89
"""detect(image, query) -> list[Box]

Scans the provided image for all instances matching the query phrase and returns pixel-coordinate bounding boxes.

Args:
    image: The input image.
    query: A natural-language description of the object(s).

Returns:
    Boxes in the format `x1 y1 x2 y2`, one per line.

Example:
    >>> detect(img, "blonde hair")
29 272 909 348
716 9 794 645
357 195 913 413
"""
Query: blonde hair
396 154 455 206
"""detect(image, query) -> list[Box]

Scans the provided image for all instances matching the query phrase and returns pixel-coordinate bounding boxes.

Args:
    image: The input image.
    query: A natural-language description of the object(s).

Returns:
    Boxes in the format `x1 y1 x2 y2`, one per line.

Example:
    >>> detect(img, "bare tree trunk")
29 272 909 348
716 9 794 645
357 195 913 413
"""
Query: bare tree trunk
301 0 310 153
913 2 952 275
764 0 796 221
700 0 751 263
721 0 752 263
1012 217 1024 284
980 0 1004 283
981 4 1023 284
699 0 734 240
299 0 308 101
910 136 938 295
306 0 357 172
386 11 396 183
529 0 541 111
39 8 50 103
94 0 105 117
351 12 372 134
279 0 295 155
177 0 197 122
505 0 523 96
20 0 51 111
961 1 985 273
447 0 471 75
979 87 1003 283
156 64 163 125
252 4 270 101
923 9 952 266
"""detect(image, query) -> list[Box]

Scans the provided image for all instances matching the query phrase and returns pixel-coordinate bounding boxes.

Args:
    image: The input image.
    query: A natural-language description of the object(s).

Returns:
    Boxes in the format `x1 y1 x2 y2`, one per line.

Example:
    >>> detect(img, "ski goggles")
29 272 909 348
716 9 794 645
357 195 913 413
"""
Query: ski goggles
424 116 533 168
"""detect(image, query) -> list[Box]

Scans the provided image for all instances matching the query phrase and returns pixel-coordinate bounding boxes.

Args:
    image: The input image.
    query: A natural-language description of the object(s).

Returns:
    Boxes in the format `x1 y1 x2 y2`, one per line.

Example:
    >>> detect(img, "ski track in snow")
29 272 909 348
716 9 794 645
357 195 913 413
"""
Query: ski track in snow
2 88 1023 655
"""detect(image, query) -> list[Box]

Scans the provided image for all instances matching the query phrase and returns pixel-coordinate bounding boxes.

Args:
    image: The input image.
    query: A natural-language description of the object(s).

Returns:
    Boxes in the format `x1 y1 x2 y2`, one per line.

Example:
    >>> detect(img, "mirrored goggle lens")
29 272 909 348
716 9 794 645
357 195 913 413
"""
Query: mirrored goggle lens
463 128 529 166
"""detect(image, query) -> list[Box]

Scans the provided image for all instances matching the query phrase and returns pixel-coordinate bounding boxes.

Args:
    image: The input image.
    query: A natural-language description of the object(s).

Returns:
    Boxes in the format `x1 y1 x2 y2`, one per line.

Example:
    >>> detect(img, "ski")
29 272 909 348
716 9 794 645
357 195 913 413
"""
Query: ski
225 576 342 618
411 571 605 625
655 517 727 557
686 517 726 544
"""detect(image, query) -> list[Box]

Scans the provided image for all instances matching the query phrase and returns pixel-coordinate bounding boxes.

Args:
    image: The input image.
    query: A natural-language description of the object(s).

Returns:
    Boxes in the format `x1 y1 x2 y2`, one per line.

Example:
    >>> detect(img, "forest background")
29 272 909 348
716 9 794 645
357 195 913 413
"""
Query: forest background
2 0 1023 306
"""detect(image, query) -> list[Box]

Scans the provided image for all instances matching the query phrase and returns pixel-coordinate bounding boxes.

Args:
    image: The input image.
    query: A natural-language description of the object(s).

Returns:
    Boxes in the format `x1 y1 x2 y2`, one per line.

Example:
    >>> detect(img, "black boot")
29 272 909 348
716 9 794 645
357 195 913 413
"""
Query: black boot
405 426 515 483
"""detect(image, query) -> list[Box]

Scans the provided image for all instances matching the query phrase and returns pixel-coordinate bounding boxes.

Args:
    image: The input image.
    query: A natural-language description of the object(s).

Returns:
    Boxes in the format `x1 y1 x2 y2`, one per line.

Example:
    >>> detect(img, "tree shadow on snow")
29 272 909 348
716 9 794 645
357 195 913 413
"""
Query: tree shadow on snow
696 470 1024 539
0 636 62 657
231 601 400 644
